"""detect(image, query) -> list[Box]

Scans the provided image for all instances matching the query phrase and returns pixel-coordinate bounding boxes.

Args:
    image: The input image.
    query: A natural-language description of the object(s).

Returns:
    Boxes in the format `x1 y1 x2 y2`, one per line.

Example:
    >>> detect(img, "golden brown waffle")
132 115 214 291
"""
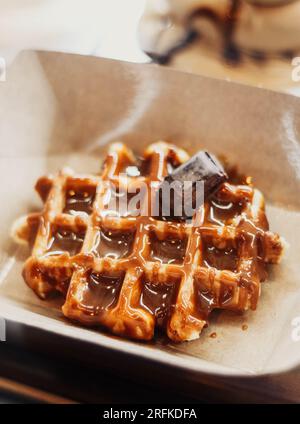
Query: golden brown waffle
12 142 284 342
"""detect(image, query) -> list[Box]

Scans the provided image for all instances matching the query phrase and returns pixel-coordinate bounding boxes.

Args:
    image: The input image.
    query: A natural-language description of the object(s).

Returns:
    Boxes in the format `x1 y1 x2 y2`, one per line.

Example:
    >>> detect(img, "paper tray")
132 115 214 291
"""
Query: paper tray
0 50 299 378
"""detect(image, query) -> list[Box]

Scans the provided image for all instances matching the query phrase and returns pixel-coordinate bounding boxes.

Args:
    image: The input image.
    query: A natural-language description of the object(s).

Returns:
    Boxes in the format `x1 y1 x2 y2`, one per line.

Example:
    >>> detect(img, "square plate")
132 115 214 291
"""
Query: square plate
0 51 300 377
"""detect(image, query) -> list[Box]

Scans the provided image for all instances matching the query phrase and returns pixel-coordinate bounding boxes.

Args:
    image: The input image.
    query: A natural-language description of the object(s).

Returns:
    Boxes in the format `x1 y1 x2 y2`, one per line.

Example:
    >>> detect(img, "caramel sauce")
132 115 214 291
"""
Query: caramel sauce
64 187 95 215
237 219 268 286
140 279 179 327
193 284 217 317
193 274 235 317
47 229 84 256
43 271 71 295
27 214 41 249
149 232 187 265
207 197 245 225
115 157 134 175
35 176 52 202
95 229 135 259
226 164 251 186
80 271 124 315
21 140 284 343
202 240 238 271
220 285 234 306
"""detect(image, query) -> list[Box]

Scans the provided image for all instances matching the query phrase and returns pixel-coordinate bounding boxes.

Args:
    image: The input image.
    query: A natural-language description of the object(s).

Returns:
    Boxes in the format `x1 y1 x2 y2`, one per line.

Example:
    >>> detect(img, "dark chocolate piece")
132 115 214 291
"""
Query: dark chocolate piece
156 151 228 220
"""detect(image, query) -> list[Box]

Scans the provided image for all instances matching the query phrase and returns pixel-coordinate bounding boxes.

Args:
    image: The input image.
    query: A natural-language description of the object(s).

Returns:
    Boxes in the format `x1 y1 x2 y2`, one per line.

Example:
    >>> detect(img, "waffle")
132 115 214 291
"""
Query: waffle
12 142 284 342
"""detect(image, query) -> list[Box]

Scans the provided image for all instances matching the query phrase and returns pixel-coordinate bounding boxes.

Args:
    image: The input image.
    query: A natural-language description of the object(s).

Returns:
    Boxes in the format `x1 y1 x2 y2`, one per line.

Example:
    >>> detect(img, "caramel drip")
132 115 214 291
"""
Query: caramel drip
64 186 96 215
47 229 85 257
20 141 284 342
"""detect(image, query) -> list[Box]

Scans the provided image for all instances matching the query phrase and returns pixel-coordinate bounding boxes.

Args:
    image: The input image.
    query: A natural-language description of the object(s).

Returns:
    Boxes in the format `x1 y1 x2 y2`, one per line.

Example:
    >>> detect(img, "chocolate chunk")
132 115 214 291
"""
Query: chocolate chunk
169 151 227 197
156 151 227 220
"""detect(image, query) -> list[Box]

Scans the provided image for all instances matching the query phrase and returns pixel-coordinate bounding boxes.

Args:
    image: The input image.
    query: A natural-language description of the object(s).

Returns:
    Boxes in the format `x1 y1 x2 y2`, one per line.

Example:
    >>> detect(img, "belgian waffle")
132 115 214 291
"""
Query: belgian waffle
12 142 284 342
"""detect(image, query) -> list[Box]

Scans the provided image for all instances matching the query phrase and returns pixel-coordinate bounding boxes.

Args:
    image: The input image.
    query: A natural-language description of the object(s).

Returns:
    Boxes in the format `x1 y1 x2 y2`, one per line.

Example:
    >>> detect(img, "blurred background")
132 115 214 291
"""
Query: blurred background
0 0 147 64
0 0 300 95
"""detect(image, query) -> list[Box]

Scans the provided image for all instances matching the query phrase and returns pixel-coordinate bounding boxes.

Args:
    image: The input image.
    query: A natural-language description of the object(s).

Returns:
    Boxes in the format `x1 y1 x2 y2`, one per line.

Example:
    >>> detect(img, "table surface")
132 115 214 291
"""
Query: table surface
1 325 300 404
0 340 201 404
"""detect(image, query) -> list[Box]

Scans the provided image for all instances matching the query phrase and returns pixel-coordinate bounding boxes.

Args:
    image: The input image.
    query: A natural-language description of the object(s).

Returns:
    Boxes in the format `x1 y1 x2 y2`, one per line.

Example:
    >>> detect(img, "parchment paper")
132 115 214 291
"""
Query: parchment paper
0 50 299 376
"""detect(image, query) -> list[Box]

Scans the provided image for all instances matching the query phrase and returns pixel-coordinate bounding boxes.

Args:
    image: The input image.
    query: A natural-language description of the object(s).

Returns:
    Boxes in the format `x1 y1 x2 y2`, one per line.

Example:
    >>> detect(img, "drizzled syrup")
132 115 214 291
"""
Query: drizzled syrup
207 197 245 225
193 284 217 317
140 279 179 327
149 232 187 265
47 229 85 256
64 187 96 215
202 241 238 271
94 229 135 259
80 271 124 315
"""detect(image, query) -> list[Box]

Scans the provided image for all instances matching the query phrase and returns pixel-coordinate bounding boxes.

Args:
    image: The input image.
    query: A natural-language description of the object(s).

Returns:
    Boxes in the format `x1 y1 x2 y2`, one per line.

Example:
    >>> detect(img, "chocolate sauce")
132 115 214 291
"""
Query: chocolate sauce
47 229 85 256
95 229 135 259
80 272 124 315
140 279 179 327
149 232 187 265
64 187 96 215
